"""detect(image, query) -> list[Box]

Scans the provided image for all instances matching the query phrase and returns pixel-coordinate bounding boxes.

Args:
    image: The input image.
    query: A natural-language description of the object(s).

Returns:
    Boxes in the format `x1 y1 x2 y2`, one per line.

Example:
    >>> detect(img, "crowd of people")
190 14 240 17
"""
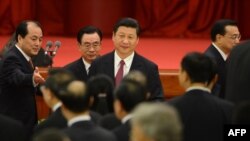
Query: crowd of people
0 17 249 141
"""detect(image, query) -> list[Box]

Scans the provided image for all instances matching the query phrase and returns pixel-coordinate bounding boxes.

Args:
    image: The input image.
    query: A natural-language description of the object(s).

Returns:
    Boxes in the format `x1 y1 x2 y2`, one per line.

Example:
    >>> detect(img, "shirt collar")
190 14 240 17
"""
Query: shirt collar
82 58 91 73
121 114 132 124
212 42 227 61
15 44 31 61
68 115 91 127
52 102 62 112
114 51 134 68
186 86 211 93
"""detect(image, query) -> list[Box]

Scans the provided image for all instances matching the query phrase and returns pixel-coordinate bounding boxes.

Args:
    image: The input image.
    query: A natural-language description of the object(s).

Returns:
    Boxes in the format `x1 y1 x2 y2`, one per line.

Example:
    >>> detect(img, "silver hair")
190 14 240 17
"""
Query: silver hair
132 102 182 141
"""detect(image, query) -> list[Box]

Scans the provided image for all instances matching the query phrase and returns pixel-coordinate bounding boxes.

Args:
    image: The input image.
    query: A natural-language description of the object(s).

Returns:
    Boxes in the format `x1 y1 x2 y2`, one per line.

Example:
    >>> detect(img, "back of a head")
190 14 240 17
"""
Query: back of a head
123 70 147 88
87 74 114 114
114 79 147 113
113 17 140 36
44 68 76 98
132 103 182 141
59 80 90 113
32 129 70 141
181 52 217 84
211 19 237 42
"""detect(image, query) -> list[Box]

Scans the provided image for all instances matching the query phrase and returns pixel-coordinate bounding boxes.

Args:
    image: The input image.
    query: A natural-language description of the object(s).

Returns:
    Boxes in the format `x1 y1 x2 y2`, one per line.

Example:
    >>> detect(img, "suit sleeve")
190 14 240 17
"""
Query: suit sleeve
2 56 33 87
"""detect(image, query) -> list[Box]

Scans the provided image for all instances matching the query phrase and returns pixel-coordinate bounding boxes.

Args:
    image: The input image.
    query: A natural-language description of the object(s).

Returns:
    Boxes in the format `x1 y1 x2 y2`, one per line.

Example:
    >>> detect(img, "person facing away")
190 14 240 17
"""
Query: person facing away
131 102 183 141
167 52 234 141
225 40 250 104
34 68 76 134
58 80 116 141
87 74 114 115
204 19 240 98
112 79 148 141
89 17 164 101
64 25 102 82
0 20 45 138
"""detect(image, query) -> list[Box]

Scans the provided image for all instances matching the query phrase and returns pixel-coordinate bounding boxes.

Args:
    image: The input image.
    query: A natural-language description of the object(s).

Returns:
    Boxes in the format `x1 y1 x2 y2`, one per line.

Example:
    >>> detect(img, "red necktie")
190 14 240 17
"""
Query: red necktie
115 60 125 86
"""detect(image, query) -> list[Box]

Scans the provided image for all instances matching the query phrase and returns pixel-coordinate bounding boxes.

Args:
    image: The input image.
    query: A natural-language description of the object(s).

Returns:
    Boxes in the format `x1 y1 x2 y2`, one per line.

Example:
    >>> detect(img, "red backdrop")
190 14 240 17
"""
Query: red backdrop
0 0 249 39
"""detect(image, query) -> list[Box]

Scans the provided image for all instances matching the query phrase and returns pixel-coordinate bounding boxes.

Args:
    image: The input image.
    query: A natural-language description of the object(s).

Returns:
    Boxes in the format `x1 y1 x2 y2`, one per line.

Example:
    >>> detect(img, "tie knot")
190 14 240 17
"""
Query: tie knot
120 60 125 66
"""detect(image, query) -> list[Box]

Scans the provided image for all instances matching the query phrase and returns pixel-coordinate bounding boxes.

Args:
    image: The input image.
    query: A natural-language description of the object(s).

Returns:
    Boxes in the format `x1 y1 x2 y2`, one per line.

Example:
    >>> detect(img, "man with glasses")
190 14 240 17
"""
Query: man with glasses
204 19 240 98
64 26 102 82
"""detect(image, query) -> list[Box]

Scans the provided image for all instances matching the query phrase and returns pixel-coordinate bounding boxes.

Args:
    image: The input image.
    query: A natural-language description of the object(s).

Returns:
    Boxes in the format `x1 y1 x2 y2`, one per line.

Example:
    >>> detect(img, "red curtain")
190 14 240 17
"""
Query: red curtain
0 0 248 38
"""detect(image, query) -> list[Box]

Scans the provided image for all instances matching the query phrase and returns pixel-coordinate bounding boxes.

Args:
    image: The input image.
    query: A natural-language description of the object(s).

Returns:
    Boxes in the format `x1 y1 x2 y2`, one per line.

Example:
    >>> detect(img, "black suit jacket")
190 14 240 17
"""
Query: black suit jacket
89 51 164 101
63 120 116 141
225 40 250 104
34 107 67 134
168 89 234 141
0 46 37 134
0 114 26 141
34 107 102 134
64 58 88 82
98 113 121 130
112 120 131 141
204 44 226 98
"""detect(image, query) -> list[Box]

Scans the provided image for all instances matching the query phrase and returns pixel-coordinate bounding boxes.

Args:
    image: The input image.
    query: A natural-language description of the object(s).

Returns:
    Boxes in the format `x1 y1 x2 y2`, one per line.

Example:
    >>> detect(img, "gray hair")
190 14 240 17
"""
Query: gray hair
132 102 182 141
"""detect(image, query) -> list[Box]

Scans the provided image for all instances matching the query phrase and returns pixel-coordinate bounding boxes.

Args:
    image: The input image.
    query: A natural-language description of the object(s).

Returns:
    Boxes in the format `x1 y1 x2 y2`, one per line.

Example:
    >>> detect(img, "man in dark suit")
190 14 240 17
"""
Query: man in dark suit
34 69 76 134
89 17 163 101
64 26 102 82
0 21 45 136
225 40 250 104
59 80 116 141
0 114 26 141
112 79 147 141
204 19 240 98
167 52 234 141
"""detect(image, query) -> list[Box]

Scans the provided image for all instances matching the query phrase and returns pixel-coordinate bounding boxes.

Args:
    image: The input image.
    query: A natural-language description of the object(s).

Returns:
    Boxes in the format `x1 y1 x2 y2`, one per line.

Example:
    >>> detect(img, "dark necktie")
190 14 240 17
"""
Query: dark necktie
115 60 125 86
29 59 34 70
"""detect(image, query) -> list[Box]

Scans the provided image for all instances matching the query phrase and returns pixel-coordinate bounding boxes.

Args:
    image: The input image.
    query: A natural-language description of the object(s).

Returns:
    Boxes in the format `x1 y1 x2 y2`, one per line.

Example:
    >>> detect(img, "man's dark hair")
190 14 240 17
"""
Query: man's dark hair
211 19 237 42
181 52 217 84
113 17 140 36
44 69 76 99
15 20 42 42
87 74 114 114
77 25 103 44
58 81 90 113
114 79 147 112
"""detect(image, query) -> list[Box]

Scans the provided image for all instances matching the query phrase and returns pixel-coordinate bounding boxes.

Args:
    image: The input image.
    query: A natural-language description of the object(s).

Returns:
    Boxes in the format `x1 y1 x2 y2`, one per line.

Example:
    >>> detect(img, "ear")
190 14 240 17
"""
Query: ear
208 74 218 90
114 100 123 119
216 34 223 44
112 32 115 42
17 35 23 44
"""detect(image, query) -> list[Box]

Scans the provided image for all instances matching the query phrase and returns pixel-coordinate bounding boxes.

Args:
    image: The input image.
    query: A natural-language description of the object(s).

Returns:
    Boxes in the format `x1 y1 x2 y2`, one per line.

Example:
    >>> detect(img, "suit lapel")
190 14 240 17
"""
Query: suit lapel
13 47 33 73
103 52 115 79
130 53 143 72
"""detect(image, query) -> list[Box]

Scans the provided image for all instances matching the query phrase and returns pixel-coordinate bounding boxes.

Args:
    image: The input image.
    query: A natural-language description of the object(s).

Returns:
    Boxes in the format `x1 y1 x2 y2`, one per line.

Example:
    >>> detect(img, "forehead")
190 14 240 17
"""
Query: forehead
26 23 43 37
81 33 100 41
116 26 137 35
224 25 240 34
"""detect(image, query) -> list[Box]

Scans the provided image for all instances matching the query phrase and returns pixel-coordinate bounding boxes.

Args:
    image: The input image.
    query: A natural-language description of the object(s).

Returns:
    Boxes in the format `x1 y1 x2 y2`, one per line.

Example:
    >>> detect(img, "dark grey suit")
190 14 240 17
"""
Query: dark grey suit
225 40 250 104
0 46 37 135
204 44 226 98
64 58 88 82
168 89 234 141
89 51 164 101
63 120 116 141
112 120 131 141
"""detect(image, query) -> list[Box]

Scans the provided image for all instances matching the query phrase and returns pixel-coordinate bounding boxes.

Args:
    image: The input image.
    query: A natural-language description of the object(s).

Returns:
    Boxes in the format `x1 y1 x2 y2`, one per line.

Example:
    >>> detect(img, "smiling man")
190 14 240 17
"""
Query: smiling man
89 17 164 101
0 20 45 138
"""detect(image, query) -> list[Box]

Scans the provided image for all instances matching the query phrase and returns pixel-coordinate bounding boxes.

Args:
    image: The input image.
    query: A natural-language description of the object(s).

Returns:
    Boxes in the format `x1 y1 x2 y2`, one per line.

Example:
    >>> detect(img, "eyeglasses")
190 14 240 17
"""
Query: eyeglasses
224 34 241 40
81 41 100 49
